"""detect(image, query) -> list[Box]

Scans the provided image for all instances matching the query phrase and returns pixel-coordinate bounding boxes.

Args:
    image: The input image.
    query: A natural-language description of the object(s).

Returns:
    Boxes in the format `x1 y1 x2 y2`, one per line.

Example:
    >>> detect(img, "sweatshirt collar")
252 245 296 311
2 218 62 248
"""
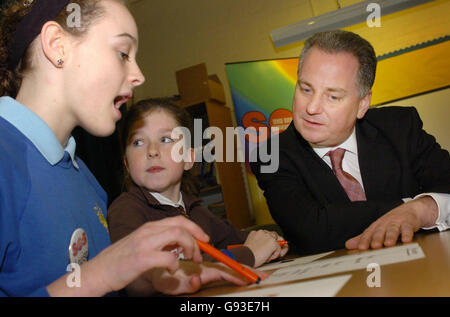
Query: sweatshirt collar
0 96 79 169
129 183 202 211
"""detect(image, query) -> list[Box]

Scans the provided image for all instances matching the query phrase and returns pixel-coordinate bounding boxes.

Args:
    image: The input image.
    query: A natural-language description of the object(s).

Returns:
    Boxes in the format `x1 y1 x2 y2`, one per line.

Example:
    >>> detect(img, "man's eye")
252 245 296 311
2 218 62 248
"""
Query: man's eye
301 87 311 93
161 136 173 143
329 95 341 101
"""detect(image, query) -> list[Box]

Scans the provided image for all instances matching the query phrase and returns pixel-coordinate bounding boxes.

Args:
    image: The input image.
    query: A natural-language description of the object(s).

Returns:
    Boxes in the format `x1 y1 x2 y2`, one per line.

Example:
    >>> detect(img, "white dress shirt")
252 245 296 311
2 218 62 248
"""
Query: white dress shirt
311 128 450 231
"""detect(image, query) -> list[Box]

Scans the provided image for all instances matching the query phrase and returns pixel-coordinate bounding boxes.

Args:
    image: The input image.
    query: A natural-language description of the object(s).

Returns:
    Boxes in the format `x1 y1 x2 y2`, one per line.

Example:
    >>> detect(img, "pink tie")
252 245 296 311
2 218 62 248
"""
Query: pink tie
327 148 366 202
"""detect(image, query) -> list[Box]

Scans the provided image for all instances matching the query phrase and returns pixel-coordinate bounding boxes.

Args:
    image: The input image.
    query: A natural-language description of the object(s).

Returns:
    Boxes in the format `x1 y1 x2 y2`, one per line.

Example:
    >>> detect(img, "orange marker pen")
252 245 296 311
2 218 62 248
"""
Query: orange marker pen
227 240 288 250
195 239 260 284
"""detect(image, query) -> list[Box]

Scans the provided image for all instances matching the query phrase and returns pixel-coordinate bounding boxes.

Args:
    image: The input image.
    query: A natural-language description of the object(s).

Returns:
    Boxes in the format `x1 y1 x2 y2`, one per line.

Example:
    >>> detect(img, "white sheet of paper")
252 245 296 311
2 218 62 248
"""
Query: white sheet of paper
259 251 334 271
215 274 352 297
255 243 424 287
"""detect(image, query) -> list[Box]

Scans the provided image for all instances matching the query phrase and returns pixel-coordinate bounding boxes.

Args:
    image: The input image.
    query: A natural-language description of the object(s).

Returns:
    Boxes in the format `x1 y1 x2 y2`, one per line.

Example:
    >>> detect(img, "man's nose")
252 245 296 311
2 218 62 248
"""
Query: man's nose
306 93 322 115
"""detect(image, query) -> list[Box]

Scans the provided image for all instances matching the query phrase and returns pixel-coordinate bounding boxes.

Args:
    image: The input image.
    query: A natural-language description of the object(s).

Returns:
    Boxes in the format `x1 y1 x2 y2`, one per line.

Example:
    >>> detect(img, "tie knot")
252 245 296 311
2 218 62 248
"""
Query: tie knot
327 147 346 171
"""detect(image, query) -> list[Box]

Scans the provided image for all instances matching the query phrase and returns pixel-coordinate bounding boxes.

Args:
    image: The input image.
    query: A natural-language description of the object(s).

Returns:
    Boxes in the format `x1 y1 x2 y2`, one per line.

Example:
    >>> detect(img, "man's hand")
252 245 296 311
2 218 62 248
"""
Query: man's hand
345 196 438 250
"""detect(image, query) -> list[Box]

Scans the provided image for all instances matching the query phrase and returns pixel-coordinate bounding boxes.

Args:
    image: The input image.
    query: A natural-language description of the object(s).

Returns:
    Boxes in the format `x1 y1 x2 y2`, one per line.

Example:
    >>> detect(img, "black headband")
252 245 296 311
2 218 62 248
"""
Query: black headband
7 0 71 71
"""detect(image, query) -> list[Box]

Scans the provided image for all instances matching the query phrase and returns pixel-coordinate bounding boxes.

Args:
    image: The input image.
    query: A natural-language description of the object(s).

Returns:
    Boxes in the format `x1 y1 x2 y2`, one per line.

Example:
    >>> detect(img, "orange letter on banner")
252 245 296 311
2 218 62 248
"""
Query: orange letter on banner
242 111 270 144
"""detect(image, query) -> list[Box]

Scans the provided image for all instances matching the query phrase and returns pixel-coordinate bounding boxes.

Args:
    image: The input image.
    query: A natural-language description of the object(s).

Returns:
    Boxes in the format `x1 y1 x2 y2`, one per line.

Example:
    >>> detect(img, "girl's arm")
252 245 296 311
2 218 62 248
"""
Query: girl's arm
47 216 207 296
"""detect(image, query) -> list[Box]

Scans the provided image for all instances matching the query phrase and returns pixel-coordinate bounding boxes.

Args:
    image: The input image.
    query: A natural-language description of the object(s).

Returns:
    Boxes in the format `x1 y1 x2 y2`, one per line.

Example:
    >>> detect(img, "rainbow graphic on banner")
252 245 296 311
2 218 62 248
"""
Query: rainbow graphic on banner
225 58 299 168
225 58 299 224
226 59 297 125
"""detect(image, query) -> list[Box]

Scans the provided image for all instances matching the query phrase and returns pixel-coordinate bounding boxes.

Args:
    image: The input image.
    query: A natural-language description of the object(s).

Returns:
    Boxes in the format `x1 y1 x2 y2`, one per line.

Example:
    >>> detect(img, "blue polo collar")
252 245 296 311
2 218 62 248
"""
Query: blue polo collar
0 96 79 169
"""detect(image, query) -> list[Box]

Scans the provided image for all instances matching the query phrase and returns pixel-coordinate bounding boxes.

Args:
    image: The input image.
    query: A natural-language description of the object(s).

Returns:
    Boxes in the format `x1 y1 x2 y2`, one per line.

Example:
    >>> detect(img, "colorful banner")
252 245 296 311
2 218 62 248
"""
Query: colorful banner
226 58 298 225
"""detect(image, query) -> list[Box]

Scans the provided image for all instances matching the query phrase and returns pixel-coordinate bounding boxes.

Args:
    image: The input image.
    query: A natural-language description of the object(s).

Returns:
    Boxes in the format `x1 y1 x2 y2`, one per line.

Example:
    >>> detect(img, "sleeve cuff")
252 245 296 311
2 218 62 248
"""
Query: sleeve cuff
228 246 255 267
413 193 450 231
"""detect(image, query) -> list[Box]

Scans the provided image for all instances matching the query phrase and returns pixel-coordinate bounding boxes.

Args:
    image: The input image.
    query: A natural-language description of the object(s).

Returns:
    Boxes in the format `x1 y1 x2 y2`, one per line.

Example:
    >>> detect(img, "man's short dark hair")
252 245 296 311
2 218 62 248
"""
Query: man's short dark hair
298 30 377 97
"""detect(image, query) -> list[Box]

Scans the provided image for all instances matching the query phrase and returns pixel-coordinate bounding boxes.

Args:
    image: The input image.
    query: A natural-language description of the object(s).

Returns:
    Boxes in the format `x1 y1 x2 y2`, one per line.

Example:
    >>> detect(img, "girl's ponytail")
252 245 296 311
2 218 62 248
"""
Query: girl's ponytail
0 1 31 97
0 0 105 98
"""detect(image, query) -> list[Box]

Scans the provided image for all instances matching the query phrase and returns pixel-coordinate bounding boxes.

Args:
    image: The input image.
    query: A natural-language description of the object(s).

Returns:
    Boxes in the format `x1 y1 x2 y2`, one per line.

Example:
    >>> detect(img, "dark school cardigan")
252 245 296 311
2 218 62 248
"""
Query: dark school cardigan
107 183 254 266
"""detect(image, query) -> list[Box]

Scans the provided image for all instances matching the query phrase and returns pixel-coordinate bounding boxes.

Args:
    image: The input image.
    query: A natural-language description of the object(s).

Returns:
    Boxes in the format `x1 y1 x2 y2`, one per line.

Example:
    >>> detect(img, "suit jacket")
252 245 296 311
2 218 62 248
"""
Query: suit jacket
251 106 450 255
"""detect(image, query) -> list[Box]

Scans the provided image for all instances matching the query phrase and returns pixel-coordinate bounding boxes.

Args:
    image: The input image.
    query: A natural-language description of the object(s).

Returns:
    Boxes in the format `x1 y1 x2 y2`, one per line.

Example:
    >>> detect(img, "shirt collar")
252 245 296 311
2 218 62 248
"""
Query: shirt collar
130 183 202 211
150 191 186 210
311 127 358 159
0 96 79 169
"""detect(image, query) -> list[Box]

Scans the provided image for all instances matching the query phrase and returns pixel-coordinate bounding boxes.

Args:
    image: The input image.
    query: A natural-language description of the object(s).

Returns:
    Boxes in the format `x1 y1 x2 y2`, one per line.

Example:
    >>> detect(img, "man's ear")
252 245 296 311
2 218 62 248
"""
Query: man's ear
40 21 67 68
357 90 372 119
184 148 195 171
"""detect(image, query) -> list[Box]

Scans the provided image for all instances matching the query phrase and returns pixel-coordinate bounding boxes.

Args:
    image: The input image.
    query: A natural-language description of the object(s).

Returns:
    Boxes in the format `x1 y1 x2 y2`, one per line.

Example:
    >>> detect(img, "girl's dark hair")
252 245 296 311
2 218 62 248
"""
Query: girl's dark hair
0 0 105 98
119 97 200 196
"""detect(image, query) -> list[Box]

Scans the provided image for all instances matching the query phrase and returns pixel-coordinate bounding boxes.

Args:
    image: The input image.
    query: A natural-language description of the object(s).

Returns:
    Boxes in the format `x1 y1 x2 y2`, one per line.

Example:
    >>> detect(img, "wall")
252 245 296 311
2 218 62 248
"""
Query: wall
382 88 450 152
128 0 449 106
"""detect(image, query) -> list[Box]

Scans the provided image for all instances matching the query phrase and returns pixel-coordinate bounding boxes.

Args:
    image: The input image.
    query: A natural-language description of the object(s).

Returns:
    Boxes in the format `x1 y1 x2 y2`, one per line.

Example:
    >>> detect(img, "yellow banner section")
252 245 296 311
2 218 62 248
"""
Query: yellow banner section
371 40 450 106
343 0 450 60
248 174 274 226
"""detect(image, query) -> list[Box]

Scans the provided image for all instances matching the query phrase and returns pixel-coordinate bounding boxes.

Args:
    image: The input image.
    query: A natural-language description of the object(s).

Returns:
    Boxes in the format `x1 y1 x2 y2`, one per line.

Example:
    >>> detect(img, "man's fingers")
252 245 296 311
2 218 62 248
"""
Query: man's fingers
400 223 415 244
345 235 361 250
346 205 421 251
370 227 386 249
383 223 401 247
357 229 374 250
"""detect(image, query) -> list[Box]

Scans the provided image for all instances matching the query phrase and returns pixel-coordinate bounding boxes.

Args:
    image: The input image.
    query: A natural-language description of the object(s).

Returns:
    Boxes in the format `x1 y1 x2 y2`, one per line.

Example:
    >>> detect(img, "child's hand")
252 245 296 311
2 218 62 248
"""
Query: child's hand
244 230 289 267
147 261 268 295
87 216 209 294
47 216 210 296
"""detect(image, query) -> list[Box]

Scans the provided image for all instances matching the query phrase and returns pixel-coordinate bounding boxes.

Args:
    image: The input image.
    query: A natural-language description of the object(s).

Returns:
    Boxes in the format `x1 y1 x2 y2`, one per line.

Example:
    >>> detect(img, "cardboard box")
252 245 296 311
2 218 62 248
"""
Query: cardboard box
176 63 225 105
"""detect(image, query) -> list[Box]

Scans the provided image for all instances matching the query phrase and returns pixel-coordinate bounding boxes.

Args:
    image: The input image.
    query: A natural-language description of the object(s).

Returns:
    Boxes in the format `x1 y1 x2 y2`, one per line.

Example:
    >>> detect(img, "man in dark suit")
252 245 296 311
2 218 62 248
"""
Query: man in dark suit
251 30 450 255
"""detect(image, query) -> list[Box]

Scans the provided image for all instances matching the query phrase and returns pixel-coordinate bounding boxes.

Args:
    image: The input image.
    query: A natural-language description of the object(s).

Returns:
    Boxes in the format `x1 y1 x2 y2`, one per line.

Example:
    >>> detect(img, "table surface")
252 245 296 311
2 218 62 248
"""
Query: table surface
193 230 450 297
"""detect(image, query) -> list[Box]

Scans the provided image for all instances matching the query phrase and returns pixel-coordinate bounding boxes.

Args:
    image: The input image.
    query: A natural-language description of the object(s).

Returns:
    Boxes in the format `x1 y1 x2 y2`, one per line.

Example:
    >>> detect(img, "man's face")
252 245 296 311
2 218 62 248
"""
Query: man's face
292 47 371 148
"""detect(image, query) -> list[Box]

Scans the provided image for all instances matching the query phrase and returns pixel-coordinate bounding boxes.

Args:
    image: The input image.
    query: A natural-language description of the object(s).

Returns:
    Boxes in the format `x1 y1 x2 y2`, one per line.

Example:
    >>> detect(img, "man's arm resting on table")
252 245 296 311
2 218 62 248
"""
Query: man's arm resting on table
345 193 450 250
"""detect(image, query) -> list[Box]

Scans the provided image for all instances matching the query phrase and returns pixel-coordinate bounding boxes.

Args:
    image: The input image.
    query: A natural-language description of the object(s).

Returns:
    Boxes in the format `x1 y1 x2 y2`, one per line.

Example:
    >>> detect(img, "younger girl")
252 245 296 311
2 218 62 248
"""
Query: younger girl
108 98 289 281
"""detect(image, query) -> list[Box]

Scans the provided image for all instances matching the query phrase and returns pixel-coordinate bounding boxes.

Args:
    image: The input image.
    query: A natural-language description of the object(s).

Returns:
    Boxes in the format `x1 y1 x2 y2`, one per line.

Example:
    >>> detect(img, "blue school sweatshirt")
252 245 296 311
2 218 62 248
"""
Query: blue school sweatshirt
0 97 111 296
